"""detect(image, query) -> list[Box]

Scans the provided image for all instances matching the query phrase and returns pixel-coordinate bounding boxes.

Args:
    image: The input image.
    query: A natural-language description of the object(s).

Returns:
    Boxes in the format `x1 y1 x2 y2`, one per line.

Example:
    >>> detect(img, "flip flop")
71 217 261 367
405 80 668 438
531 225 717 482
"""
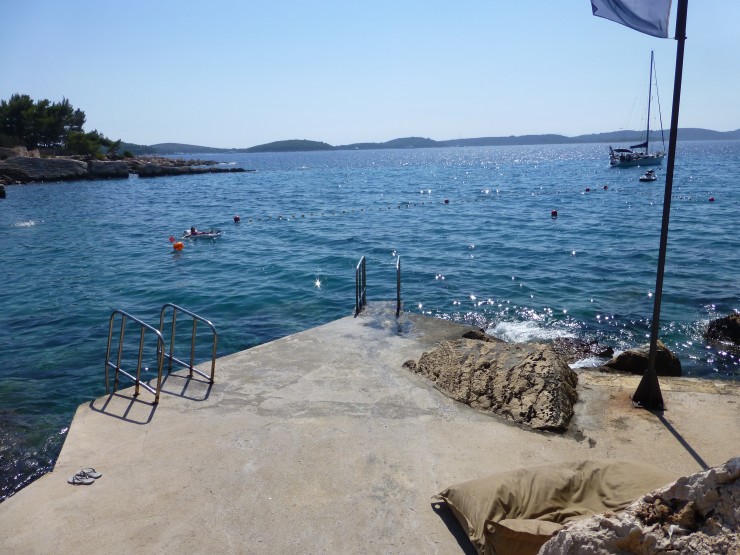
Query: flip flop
68 474 94 485
79 468 102 479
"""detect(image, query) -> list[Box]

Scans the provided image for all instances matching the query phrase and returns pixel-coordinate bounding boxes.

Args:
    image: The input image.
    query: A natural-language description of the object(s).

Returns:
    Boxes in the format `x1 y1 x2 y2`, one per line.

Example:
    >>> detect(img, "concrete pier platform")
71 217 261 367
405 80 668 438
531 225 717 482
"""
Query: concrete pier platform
1 305 738 554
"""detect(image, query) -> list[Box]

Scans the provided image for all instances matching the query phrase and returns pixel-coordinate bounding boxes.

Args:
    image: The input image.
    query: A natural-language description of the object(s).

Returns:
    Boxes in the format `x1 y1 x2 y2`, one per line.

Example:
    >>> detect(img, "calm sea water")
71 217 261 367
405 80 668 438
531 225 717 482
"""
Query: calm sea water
1 142 738 500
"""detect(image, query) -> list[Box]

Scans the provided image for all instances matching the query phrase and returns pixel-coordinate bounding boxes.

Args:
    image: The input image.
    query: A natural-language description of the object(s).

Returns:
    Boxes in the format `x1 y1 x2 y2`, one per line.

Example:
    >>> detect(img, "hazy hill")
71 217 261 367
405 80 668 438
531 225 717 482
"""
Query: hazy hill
125 128 740 155
142 142 231 155
242 139 333 153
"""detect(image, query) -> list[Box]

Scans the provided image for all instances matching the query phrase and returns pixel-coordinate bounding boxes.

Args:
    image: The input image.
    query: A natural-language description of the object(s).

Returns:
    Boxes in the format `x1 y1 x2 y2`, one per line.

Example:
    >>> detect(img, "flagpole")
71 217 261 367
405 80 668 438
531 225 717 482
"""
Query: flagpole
632 0 689 410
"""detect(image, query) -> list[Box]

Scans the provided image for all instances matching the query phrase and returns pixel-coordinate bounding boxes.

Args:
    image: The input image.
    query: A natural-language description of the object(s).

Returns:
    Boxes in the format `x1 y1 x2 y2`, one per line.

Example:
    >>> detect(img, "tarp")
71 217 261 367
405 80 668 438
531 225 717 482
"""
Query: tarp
435 459 675 555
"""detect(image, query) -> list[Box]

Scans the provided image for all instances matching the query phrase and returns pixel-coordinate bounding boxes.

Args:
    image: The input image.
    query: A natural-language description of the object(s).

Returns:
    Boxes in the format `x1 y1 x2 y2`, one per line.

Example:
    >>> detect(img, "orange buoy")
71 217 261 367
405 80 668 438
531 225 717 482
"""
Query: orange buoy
173 242 184 251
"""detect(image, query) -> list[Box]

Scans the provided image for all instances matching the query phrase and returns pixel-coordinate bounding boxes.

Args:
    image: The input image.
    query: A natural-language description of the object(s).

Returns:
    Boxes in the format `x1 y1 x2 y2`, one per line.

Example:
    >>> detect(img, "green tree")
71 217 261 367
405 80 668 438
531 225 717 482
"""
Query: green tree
0 94 35 147
65 129 108 156
27 98 51 149
0 94 88 150
107 138 122 157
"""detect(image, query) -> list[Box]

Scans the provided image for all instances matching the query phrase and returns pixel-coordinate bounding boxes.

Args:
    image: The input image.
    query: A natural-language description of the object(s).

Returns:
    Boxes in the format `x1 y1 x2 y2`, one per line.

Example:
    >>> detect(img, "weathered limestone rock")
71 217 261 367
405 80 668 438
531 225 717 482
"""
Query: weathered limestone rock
125 156 217 171
706 313 740 345
0 147 18 160
0 155 251 183
136 163 190 177
0 146 42 159
460 328 504 343
0 156 88 183
135 163 247 177
88 160 129 179
601 339 682 377
550 337 614 365
539 457 740 555
404 339 578 431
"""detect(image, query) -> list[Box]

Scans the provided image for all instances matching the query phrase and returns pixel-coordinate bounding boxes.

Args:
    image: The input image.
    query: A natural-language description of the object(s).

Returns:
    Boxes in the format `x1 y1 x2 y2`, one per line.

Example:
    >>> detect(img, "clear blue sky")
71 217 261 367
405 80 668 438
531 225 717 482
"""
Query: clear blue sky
1 1 738 148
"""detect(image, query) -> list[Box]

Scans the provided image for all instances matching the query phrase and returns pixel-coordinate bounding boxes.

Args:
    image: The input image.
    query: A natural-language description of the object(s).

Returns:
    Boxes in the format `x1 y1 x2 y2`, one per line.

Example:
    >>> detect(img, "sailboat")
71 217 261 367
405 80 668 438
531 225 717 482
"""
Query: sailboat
609 51 666 168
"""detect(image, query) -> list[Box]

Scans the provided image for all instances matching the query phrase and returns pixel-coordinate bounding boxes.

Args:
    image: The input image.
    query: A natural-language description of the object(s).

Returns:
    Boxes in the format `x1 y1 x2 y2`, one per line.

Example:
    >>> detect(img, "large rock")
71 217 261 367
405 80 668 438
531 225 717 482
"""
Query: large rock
0 147 19 160
706 313 740 345
125 156 218 171
539 457 740 555
601 340 682 377
88 160 129 178
0 154 252 183
461 328 504 343
136 163 190 177
0 146 39 159
550 337 614 365
404 339 578 431
0 156 88 183
135 163 247 177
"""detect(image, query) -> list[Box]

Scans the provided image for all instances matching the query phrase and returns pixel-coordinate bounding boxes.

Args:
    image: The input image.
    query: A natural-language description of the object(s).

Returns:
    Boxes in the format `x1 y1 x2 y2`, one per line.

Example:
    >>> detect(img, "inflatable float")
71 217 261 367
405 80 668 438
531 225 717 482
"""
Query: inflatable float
183 229 221 239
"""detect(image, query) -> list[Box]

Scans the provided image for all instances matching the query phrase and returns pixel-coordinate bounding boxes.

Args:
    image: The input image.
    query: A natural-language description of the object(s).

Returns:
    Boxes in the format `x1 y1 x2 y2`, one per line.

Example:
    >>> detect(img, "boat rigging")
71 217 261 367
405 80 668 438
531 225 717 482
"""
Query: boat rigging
609 51 666 168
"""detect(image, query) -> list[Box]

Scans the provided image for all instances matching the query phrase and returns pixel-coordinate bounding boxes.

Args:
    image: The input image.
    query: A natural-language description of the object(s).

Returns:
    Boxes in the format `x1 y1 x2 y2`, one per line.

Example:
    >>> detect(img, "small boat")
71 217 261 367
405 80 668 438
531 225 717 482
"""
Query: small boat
609 51 666 168
639 169 657 182
183 229 221 239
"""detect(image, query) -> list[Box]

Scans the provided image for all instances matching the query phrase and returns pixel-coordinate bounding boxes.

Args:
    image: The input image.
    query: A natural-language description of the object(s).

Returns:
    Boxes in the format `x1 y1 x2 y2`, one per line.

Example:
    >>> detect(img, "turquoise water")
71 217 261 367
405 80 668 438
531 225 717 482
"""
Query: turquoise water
1 142 738 500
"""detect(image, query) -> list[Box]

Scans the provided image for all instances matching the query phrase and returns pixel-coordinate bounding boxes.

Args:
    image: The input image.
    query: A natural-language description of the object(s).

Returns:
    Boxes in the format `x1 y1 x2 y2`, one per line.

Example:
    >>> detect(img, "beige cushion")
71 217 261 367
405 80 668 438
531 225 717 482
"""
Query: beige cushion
434 459 675 555
487 519 564 555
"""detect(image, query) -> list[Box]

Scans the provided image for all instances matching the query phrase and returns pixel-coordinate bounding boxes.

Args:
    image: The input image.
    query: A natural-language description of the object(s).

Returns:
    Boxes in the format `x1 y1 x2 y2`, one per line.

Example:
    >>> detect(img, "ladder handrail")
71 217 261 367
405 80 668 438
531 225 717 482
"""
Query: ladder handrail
159 303 218 383
355 256 366 316
105 309 166 404
354 255 402 317
396 255 402 317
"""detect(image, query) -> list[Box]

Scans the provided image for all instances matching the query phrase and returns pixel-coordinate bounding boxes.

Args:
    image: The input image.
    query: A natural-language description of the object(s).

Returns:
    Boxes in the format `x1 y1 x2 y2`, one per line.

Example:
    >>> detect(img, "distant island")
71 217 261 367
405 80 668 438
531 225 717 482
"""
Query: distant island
123 128 740 156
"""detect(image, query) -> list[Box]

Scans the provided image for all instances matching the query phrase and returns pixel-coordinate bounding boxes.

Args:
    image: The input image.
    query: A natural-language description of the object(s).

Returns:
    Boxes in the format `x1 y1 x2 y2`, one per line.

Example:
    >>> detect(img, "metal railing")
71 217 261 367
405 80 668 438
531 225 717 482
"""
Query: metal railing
159 303 218 384
355 256 367 316
353 255 402 317
105 310 166 404
396 255 402 317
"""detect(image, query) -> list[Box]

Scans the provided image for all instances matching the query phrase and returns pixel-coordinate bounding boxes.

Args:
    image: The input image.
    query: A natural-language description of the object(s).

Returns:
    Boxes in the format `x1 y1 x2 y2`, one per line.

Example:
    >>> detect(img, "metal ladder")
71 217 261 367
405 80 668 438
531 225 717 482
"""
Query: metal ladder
104 310 166 404
354 255 402 317
104 304 218 404
355 256 367 316
159 303 218 384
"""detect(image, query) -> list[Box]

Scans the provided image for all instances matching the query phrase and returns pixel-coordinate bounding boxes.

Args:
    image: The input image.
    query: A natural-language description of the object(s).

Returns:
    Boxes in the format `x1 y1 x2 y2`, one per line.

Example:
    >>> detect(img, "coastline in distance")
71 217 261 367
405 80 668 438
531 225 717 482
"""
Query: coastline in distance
129 127 740 156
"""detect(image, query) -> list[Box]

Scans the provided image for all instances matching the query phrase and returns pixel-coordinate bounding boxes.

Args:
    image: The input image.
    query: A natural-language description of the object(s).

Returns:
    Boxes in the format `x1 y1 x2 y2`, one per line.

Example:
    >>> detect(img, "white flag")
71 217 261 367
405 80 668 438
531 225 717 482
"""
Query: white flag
591 0 672 38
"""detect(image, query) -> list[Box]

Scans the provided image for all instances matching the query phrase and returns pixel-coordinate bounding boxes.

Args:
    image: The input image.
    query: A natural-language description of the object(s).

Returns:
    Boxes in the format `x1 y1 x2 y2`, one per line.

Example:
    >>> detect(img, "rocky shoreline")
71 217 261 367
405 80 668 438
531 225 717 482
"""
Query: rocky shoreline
400 310 739 433
0 147 251 185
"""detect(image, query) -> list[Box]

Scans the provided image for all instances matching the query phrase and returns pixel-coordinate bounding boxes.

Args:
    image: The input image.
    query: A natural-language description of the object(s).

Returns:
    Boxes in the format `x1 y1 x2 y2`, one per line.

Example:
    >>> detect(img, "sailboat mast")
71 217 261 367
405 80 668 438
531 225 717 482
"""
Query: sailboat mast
645 51 654 154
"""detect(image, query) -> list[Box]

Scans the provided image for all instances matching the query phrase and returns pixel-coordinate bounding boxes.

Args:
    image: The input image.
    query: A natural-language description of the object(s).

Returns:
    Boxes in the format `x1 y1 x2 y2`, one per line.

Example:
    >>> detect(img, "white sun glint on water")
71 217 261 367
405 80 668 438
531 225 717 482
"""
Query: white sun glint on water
314 278 321 289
